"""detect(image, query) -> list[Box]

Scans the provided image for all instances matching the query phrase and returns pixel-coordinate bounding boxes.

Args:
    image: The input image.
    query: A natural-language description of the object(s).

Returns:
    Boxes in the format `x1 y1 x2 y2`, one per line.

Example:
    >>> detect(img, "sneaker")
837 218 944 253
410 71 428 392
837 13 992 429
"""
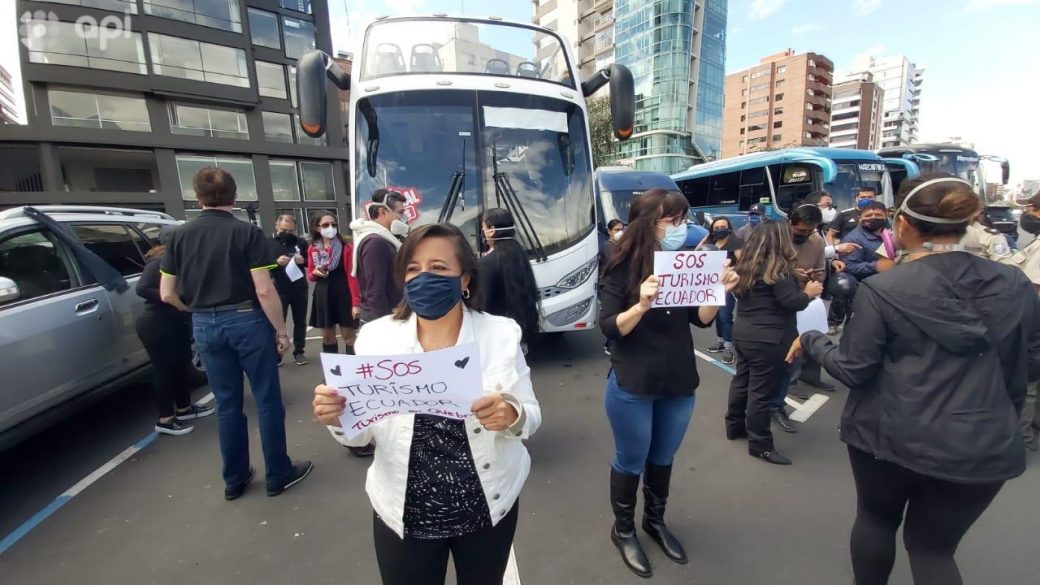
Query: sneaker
827 325 841 336
267 461 314 497
156 419 194 436
772 409 797 434
721 350 735 365
294 353 309 366
175 403 215 422
603 344 612 357
349 444 375 458
705 341 726 353
225 467 255 501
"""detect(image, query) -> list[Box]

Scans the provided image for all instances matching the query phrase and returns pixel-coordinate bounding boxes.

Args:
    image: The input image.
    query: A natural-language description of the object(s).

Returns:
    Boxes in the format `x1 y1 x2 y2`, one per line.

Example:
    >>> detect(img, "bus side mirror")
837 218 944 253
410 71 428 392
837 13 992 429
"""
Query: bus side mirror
608 64 634 141
1001 161 1010 185
297 50 351 138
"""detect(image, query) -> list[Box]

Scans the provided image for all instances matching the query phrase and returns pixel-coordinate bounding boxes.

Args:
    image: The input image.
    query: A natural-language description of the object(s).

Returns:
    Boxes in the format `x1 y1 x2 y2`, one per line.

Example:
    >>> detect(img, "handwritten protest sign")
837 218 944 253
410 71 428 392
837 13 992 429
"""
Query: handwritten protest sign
797 298 828 335
320 343 483 439
652 250 727 307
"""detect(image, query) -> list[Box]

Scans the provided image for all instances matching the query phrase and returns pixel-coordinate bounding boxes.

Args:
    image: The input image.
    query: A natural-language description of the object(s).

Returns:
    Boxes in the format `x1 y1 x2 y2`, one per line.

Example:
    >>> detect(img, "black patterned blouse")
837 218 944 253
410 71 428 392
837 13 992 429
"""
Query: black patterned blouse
402 414 492 539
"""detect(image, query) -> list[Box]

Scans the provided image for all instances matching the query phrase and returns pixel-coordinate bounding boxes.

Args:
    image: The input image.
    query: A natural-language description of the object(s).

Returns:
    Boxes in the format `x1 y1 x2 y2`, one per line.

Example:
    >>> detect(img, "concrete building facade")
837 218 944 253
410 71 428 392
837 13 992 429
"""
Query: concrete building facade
849 54 923 148
0 66 19 124
829 72 884 150
722 49 833 159
0 0 348 230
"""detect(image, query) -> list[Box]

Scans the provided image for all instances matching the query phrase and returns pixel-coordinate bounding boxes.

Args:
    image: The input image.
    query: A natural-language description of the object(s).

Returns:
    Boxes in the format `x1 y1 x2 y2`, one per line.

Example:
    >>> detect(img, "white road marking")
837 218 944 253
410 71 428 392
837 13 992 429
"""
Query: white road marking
503 547 521 585
786 393 830 423
61 434 156 498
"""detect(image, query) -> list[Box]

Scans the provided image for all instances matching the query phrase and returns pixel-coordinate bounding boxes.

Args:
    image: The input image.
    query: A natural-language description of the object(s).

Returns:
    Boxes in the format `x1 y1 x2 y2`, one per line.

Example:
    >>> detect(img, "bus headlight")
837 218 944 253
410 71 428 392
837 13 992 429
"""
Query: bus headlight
555 257 598 290
545 297 593 327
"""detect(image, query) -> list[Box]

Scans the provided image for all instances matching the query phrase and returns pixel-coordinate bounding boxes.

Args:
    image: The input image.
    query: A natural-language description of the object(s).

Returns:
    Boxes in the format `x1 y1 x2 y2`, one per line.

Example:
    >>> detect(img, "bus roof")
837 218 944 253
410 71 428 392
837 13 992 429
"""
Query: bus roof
878 143 980 156
595 168 678 192
669 147 885 183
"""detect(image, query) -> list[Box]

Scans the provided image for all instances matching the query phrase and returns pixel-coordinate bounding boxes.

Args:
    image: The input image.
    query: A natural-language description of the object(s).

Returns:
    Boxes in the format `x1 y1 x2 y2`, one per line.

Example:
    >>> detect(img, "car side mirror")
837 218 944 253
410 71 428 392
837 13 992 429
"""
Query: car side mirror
0 277 20 304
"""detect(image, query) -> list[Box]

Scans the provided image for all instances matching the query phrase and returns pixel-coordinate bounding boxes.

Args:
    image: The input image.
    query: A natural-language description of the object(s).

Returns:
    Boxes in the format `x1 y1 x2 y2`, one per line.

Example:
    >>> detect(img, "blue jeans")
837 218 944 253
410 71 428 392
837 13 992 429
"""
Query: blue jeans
604 370 695 476
715 293 735 342
193 308 292 489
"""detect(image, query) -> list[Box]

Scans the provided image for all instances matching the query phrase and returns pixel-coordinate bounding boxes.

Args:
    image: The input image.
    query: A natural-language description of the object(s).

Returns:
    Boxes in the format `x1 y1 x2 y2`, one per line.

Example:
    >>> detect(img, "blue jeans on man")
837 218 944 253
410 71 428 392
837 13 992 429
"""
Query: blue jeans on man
193 308 292 490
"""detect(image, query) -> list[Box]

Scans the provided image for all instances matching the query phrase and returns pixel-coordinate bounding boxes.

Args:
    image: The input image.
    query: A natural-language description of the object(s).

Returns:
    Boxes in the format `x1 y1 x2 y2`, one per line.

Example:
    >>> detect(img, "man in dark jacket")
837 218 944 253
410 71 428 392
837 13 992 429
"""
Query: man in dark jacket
269 215 309 365
827 201 886 333
348 189 407 324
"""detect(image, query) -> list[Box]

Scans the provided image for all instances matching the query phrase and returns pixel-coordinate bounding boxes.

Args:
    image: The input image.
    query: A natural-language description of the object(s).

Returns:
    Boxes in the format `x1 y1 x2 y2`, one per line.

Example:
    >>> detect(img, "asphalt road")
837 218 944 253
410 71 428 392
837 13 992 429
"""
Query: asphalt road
1 327 1038 585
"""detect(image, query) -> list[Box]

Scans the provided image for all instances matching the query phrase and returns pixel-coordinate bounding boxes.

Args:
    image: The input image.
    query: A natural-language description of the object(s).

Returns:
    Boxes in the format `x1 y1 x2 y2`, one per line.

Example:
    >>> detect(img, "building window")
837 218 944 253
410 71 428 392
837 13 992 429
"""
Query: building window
24 20 146 75
747 124 765 133
49 88 151 131
169 103 248 139
749 96 769 105
741 89 747 96
288 66 298 107
775 79 785 87
750 82 769 92
269 160 302 200
248 8 281 49
740 101 746 109
750 69 769 79
772 134 782 142
283 17 317 60
300 161 335 200
143 0 242 33
58 147 159 194
176 155 257 200
296 115 326 145
31 0 137 13
750 110 768 119
808 60 816 68
774 107 784 115
0 145 44 191
740 115 746 122
280 0 312 14
739 128 745 135
748 137 766 145
149 34 250 87
256 61 287 99
774 121 783 129
775 93 784 101
262 111 294 143
741 75 748 83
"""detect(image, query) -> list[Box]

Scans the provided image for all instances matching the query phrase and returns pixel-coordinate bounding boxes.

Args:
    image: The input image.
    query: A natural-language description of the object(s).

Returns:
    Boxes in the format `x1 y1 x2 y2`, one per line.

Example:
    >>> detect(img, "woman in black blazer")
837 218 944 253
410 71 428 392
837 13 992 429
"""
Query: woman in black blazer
724 220 822 465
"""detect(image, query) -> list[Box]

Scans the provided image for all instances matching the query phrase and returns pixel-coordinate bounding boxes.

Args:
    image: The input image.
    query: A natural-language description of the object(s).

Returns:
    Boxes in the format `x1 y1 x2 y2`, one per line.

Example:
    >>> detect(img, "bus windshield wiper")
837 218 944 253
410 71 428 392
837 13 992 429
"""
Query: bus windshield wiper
438 138 467 223
358 99 380 177
491 148 547 261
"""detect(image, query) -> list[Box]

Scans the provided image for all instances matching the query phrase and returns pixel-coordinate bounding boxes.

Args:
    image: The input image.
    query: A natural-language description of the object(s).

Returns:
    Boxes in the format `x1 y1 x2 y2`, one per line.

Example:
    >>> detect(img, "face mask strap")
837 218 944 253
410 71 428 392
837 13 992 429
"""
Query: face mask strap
898 178 974 225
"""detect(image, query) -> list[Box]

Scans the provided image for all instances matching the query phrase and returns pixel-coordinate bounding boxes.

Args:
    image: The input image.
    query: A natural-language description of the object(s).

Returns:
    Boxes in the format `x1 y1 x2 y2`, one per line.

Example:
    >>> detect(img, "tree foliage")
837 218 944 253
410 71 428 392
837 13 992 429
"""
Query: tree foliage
588 96 619 168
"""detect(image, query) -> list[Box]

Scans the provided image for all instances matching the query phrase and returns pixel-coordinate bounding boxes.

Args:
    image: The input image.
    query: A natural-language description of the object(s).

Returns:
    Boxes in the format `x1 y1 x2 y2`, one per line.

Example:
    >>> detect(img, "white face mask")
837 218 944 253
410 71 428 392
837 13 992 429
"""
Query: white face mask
612 230 623 241
390 219 410 237
821 207 838 223
320 226 338 239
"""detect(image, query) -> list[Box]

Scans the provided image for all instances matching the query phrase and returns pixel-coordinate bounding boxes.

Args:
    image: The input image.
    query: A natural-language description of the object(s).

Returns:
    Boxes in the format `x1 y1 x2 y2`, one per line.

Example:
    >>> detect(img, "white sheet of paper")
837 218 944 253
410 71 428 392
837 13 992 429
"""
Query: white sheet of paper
652 250 728 307
284 259 304 282
797 298 828 335
320 343 484 439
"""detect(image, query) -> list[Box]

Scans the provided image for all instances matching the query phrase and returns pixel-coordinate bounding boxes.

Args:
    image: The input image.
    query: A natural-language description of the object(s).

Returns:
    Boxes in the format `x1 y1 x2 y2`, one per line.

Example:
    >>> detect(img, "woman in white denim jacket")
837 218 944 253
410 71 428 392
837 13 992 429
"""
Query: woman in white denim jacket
313 223 540 585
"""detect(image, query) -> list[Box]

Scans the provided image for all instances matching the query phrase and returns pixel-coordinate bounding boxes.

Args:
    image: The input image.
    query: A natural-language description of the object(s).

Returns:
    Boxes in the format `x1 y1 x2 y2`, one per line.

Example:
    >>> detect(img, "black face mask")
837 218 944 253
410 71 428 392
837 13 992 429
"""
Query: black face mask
1021 212 1040 236
276 231 295 243
861 218 885 233
792 232 810 245
712 228 731 240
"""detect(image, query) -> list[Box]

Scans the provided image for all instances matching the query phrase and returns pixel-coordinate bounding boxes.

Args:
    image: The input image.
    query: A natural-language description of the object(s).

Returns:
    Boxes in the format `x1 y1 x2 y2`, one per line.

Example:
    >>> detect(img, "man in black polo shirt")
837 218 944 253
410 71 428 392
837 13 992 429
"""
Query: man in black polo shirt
825 186 878 245
160 168 312 500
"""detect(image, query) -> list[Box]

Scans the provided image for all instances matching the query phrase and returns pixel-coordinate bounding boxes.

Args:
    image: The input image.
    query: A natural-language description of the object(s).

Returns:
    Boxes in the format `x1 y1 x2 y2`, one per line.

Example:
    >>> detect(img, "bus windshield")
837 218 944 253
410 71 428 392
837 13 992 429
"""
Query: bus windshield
361 18 573 87
928 153 980 185
830 161 886 209
354 90 594 257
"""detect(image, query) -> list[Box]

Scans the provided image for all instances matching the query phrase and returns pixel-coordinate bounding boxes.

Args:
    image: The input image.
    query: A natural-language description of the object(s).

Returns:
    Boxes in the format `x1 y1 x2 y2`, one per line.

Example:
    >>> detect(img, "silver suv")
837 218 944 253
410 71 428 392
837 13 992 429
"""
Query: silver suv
0 206 200 447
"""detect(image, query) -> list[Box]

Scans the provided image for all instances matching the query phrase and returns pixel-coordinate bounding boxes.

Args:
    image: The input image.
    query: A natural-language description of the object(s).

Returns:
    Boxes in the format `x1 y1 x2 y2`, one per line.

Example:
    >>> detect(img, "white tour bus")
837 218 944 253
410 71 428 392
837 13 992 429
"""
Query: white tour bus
296 15 633 332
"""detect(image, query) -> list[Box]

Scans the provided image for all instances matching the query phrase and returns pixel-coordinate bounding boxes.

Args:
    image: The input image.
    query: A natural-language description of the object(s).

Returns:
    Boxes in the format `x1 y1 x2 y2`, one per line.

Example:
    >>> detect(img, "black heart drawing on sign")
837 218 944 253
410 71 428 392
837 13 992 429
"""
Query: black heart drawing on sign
330 365 342 376
454 357 470 369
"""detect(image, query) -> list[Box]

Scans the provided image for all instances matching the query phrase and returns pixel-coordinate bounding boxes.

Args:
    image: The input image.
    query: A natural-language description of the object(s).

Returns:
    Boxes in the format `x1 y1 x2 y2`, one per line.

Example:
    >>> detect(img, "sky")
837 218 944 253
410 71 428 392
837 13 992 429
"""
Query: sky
1 0 1037 184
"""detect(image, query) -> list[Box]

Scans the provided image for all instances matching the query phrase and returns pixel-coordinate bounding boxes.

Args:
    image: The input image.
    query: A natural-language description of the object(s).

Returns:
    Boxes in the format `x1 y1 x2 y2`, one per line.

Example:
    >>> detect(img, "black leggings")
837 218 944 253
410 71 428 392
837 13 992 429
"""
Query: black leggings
280 286 309 354
135 310 193 419
847 446 1004 585
373 503 518 585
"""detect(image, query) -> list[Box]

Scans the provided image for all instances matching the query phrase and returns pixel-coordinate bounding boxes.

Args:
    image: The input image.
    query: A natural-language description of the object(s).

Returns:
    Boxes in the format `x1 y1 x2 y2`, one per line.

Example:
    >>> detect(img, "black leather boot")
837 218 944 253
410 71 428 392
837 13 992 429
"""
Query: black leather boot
322 342 338 355
610 469 652 578
642 463 688 564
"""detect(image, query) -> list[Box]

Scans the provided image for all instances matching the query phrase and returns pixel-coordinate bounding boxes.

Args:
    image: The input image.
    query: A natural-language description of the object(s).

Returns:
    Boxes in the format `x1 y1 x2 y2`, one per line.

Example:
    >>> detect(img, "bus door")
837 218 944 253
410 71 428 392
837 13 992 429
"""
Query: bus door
766 163 817 215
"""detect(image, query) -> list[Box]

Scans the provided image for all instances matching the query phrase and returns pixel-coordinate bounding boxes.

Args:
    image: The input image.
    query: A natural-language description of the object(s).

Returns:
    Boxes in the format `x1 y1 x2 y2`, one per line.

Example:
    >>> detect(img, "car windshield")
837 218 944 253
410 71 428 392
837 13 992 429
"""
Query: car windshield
360 18 573 88
353 90 594 257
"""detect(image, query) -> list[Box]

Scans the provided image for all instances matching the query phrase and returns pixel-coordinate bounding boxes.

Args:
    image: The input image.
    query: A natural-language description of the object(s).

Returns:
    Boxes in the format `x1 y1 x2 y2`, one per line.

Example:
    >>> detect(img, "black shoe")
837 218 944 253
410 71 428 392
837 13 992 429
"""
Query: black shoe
155 419 194 436
721 350 735 365
610 469 652 578
772 409 797 434
726 427 748 441
175 403 215 422
787 384 812 400
225 467 255 501
293 353 309 366
705 341 726 353
642 463 687 564
348 444 375 457
798 377 835 392
1024 434 1037 452
267 461 313 497
750 450 792 465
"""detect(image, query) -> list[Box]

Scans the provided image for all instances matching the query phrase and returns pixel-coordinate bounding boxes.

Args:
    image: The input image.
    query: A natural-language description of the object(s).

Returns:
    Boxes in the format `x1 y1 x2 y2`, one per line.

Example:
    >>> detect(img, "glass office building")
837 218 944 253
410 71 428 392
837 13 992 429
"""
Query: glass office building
614 0 727 173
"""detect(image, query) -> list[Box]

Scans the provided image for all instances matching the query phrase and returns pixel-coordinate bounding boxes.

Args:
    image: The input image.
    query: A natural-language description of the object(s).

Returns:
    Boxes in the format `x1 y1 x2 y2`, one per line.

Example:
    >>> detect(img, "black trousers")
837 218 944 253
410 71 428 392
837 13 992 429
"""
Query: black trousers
725 339 788 453
847 446 1004 585
279 285 308 355
373 503 518 585
135 309 193 419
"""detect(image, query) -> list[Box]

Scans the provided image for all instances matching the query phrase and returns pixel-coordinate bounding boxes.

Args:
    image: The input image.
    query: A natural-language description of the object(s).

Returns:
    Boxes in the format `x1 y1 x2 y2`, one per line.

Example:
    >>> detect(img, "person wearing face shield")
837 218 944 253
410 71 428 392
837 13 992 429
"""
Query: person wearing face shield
787 175 1040 585
350 189 409 325
1011 191 1040 450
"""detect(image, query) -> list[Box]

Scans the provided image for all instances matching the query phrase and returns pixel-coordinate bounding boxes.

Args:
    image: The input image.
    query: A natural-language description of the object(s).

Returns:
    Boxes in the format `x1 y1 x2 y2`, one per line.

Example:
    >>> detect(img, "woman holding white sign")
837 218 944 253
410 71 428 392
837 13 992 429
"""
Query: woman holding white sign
312 223 540 585
724 221 823 466
599 188 736 578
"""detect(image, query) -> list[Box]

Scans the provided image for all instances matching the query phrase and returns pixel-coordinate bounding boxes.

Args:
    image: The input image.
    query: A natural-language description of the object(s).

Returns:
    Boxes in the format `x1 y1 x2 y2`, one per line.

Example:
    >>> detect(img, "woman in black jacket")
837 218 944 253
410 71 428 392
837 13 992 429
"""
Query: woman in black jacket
478 208 540 351
599 189 735 578
702 217 744 364
724 221 822 465
788 176 1040 585
136 230 213 435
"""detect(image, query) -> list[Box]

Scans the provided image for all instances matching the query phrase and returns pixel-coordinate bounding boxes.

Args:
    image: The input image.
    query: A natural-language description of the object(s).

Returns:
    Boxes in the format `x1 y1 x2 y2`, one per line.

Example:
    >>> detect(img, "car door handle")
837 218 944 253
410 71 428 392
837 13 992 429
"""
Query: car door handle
75 299 100 314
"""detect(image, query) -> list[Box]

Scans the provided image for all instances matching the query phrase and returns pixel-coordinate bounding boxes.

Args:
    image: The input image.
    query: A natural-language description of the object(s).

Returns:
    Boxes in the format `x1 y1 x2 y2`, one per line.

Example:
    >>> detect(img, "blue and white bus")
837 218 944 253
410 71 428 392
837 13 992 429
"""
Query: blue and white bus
594 167 681 234
670 147 919 226
294 15 634 332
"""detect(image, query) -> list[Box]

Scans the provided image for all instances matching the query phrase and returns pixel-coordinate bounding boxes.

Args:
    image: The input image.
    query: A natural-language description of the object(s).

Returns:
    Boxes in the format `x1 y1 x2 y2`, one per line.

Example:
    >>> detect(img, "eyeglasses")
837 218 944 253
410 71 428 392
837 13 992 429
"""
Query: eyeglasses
319 222 337 228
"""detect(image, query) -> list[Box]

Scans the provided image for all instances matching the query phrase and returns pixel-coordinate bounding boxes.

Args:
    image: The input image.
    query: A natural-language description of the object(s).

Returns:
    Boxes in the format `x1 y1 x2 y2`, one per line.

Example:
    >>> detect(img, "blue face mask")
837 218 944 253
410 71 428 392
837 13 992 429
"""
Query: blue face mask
403 272 463 320
658 223 688 251
857 198 874 209
748 214 762 225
